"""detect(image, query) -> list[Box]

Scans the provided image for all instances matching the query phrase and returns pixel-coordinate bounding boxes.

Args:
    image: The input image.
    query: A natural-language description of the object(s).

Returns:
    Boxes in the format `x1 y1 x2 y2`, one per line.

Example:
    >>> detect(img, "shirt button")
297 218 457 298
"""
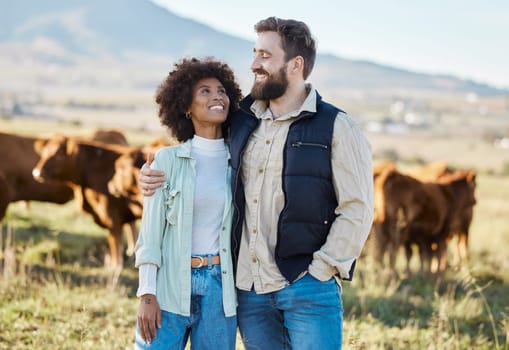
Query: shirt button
258 168 263 173
253 198 258 204
265 140 270 144
253 228 257 234
252 258 257 263
222 271 227 274
324 220 328 224
222 248 227 252
222 226 226 231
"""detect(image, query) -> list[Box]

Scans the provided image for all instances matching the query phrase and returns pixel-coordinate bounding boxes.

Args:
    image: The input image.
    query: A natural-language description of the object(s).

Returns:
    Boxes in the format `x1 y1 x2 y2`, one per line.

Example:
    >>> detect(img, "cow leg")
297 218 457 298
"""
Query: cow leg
373 223 388 268
435 239 448 273
0 176 11 222
457 231 469 266
387 243 399 278
418 239 433 274
429 245 439 274
0 200 8 222
124 221 138 257
403 242 413 277
106 228 124 270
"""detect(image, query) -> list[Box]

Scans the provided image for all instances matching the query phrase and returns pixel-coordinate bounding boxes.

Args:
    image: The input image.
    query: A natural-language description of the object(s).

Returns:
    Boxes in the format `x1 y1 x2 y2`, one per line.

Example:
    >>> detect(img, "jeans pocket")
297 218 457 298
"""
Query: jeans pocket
211 265 223 282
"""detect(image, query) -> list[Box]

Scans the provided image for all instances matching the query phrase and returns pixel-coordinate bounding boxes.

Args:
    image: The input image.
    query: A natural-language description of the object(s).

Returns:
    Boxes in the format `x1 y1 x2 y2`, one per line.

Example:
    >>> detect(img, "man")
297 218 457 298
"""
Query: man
140 17 374 349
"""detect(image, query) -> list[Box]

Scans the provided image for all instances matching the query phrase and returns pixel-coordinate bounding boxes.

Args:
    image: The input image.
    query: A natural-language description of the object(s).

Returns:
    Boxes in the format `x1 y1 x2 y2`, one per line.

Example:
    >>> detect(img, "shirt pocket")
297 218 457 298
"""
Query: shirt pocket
163 184 180 225
241 134 261 182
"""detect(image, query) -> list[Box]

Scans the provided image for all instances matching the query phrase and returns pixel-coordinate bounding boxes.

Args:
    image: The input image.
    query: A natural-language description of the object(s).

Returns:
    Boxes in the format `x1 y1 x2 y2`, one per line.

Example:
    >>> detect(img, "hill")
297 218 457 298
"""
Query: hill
1 0 506 96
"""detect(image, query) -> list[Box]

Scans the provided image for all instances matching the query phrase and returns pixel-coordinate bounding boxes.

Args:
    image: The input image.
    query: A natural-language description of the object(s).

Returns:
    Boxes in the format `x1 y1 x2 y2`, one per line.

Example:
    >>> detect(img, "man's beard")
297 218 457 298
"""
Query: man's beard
250 65 289 100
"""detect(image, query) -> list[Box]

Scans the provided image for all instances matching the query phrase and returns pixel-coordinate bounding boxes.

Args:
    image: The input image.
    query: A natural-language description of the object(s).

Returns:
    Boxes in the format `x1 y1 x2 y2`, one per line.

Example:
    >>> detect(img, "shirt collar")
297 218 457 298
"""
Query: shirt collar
176 138 231 160
176 139 192 158
191 135 226 151
249 84 317 121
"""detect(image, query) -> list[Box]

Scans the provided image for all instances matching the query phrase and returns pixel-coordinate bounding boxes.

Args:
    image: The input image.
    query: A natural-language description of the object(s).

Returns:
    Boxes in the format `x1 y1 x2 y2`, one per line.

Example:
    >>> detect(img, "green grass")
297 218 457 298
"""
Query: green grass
1 172 508 349
0 274 137 350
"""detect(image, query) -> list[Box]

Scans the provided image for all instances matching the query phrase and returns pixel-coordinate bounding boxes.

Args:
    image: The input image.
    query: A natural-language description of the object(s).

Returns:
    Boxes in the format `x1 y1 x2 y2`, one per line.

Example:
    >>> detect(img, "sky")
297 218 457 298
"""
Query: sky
152 0 509 89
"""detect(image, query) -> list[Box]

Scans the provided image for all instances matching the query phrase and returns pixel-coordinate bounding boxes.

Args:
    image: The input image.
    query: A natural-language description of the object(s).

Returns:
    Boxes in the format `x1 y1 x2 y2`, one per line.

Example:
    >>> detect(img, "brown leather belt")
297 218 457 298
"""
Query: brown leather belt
191 255 220 268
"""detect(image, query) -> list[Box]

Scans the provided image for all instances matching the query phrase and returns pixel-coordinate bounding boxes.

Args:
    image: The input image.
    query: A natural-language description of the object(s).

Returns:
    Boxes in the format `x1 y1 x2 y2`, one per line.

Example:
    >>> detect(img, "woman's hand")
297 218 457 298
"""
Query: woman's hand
139 153 166 196
137 294 162 344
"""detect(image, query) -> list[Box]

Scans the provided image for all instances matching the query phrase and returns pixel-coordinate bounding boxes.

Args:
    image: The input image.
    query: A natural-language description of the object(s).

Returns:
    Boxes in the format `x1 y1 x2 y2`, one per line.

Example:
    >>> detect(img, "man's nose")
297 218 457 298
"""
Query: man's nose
251 56 261 71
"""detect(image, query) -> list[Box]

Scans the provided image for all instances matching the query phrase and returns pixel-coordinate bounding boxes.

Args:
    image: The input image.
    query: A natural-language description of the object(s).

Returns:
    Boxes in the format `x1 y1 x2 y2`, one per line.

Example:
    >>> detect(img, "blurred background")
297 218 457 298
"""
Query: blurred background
1 1 508 349
1 0 508 172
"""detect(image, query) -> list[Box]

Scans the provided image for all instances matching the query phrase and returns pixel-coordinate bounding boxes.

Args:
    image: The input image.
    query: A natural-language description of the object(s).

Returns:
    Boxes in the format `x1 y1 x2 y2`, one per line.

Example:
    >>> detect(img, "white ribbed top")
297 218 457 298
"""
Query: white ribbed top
190 135 227 254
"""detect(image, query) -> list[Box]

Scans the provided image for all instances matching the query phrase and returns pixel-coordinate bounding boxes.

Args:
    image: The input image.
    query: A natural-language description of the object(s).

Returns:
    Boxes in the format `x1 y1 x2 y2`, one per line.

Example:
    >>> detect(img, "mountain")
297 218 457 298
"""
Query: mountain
1 0 505 96
1 0 251 62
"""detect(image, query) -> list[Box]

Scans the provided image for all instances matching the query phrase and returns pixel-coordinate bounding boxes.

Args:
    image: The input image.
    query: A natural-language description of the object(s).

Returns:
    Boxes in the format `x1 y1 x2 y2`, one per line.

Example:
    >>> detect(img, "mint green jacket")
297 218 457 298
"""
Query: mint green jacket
134 140 236 317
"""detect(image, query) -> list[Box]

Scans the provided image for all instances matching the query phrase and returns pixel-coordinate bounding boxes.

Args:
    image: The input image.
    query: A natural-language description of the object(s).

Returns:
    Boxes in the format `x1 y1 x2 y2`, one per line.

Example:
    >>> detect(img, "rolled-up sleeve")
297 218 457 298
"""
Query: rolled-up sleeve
134 156 167 268
308 112 374 281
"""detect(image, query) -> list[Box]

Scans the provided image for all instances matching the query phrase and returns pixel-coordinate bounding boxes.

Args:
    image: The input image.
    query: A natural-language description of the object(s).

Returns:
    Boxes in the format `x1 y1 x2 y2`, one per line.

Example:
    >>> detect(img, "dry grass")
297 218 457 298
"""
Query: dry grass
1 119 508 349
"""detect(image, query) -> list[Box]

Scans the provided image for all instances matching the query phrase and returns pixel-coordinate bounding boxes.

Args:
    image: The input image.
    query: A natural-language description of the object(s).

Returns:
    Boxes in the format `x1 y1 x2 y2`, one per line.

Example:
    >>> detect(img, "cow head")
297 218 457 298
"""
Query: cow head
108 149 144 198
32 135 78 184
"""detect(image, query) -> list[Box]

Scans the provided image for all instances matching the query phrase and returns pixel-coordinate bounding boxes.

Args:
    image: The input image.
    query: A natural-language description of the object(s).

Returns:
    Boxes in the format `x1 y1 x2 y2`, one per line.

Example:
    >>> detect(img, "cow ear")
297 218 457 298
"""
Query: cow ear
66 138 77 155
134 149 146 168
34 139 49 154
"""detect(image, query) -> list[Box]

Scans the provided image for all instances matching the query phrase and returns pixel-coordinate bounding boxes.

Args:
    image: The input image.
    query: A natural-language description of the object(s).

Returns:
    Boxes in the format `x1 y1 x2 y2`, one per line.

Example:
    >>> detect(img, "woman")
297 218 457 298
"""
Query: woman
134 57 242 350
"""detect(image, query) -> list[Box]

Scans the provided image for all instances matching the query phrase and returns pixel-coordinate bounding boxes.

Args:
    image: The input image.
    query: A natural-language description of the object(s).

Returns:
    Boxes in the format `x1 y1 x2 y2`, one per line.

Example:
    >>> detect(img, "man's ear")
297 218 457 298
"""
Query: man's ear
292 56 304 73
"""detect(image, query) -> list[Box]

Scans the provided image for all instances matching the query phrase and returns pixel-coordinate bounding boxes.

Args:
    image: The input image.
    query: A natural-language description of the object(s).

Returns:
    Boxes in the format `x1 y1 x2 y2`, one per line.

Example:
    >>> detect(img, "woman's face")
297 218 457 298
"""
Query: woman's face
188 77 230 132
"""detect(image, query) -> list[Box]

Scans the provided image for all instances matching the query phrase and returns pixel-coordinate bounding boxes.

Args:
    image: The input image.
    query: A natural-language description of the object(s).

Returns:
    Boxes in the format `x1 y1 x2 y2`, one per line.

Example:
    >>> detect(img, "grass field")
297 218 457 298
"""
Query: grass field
1 120 508 349
1 175 508 349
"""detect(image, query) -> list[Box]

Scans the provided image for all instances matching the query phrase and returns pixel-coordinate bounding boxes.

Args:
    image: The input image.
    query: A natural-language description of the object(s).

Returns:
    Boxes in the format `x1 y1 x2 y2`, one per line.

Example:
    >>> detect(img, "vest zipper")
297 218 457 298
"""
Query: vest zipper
232 163 242 261
291 141 328 149
231 117 260 263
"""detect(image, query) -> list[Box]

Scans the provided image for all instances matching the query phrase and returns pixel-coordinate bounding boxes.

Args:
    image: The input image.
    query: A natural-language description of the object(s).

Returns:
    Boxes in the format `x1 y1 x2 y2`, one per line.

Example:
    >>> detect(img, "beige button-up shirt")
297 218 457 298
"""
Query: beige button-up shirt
235 85 374 294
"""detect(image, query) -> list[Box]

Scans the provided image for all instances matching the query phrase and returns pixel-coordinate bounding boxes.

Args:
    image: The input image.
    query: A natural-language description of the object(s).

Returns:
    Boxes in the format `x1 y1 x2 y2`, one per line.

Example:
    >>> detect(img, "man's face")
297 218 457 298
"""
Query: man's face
250 31 289 100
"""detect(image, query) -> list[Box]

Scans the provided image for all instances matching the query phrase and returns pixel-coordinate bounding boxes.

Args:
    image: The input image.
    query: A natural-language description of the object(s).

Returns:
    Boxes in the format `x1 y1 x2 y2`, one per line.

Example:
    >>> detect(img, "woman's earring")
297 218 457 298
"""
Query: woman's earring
185 112 192 120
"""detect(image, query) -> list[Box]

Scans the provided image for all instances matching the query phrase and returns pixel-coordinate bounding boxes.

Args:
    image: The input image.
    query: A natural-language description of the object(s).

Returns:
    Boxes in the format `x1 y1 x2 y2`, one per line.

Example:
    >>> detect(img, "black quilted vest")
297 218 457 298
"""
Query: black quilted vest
229 91 352 282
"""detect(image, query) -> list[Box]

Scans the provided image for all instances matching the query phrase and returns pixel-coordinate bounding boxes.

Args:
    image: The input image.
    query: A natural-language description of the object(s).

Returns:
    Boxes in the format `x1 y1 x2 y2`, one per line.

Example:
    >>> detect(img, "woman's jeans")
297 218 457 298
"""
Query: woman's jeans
135 264 236 350
237 273 343 350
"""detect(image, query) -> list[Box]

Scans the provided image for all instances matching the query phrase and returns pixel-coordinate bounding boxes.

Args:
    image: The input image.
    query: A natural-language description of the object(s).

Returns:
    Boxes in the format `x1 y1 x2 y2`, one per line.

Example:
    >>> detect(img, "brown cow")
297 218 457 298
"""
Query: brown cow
32 135 144 269
372 167 445 275
88 128 129 146
373 167 476 276
433 170 476 270
408 162 475 269
373 160 396 180
408 161 453 182
361 160 397 260
107 147 146 218
107 136 177 207
0 171 10 220
0 132 75 222
142 135 179 156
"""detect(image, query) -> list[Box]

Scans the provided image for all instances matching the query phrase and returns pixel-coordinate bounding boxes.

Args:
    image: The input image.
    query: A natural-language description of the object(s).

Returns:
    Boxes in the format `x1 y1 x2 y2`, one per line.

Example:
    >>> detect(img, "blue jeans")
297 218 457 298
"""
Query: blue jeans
135 264 237 350
237 273 343 350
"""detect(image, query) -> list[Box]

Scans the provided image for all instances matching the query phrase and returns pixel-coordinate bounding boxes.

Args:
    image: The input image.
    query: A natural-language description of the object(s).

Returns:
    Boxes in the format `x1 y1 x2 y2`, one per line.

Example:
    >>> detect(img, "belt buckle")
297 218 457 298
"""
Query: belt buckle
192 256 205 268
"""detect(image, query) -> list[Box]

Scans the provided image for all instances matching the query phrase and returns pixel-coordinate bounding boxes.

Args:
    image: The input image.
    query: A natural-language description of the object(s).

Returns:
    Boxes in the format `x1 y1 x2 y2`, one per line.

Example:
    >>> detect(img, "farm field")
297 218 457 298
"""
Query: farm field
1 120 508 349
